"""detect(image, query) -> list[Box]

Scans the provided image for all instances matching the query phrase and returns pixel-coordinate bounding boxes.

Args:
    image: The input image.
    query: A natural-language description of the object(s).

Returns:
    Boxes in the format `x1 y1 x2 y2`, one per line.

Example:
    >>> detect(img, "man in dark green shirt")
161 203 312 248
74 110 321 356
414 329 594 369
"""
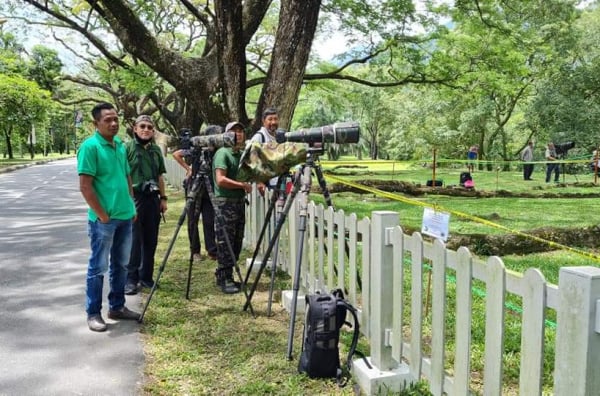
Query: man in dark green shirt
124 115 168 294
212 121 252 294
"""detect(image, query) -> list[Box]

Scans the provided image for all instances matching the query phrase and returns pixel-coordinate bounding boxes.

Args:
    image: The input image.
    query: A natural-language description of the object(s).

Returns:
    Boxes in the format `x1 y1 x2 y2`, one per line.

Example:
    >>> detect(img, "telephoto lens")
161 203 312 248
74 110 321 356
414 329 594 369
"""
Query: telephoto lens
275 122 360 145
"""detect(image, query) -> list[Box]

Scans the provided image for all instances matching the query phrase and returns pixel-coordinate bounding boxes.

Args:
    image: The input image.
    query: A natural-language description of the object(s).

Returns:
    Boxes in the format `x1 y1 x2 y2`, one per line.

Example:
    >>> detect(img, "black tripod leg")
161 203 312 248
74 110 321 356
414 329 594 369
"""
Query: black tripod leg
185 250 194 300
243 175 301 312
312 164 363 291
139 203 188 323
242 178 285 286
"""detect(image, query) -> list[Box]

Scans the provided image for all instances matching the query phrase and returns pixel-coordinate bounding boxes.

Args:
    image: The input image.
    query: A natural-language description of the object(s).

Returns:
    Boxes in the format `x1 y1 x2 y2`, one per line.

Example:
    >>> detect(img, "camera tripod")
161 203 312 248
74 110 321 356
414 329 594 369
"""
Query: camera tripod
557 152 579 183
139 148 254 323
242 150 343 359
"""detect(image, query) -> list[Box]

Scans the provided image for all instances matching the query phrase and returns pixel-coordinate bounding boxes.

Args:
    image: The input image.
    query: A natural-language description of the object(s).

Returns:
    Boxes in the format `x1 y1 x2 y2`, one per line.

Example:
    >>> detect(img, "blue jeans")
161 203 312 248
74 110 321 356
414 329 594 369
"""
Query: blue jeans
546 163 560 182
86 219 133 316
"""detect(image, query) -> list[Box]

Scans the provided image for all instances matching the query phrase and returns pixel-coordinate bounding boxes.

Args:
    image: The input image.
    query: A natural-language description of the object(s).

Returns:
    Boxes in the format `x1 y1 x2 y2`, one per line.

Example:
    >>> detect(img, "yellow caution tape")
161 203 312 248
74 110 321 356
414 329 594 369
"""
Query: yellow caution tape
325 174 600 262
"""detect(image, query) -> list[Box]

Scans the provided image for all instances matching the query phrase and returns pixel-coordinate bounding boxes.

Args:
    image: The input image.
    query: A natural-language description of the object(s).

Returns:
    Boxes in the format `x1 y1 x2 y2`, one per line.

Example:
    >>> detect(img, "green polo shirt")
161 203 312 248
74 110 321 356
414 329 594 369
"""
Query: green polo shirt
77 131 136 221
125 139 167 192
212 147 245 199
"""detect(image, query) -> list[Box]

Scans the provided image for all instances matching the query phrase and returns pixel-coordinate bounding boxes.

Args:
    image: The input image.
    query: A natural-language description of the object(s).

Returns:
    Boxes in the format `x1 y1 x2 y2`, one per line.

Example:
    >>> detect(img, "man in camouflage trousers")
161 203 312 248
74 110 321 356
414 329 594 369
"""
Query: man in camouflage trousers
212 121 253 294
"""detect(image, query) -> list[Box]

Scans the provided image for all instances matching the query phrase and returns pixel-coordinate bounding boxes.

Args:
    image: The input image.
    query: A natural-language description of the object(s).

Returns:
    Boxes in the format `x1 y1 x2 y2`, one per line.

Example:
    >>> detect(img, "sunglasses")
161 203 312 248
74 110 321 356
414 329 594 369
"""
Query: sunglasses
137 123 154 130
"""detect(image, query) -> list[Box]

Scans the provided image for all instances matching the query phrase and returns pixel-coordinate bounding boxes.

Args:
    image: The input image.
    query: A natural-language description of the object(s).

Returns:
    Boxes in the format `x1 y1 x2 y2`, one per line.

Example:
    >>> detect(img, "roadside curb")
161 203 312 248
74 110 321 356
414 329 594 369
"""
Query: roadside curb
0 157 75 174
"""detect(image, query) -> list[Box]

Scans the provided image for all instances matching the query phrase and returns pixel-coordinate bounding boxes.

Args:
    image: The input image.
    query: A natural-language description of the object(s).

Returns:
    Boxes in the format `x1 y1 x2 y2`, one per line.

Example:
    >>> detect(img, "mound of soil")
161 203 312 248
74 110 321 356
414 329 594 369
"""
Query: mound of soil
446 225 600 256
322 179 600 198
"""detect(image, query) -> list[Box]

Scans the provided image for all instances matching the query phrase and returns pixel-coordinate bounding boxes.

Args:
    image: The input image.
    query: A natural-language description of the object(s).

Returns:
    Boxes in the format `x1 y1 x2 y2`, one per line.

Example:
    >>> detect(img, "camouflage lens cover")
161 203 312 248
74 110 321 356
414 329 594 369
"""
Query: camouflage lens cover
238 142 308 183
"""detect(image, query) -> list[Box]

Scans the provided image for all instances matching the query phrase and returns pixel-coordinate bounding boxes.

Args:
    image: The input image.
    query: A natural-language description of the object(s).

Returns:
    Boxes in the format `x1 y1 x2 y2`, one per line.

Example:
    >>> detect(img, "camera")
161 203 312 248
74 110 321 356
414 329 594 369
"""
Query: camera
274 122 360 145
141 180 160 195
179 128 193 150
554 141 575 156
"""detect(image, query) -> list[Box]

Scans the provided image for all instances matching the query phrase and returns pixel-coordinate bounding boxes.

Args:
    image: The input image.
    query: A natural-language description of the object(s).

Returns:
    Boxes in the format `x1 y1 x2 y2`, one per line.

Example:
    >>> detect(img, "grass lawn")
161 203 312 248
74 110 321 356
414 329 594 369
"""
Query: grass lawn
142 189 431 395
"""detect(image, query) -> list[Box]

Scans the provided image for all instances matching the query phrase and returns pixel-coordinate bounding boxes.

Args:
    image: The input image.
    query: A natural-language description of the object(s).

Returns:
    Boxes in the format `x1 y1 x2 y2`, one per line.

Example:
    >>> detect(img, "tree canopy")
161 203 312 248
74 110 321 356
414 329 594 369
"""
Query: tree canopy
4 0 453 133
1 0 599 162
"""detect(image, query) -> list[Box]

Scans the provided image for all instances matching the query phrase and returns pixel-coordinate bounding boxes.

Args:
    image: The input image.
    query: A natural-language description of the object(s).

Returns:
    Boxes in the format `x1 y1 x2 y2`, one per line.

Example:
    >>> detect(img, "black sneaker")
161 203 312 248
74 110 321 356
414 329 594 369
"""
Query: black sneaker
124 282 138 295
221 279 240 294
108 306 140 320
139 280 156 289
215 272 240 287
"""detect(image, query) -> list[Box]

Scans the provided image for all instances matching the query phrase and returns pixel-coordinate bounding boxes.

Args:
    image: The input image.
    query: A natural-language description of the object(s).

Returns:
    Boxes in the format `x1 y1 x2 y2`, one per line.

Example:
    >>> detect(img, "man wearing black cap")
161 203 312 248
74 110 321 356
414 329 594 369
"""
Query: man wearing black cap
212 121 252 294
124 115 168 294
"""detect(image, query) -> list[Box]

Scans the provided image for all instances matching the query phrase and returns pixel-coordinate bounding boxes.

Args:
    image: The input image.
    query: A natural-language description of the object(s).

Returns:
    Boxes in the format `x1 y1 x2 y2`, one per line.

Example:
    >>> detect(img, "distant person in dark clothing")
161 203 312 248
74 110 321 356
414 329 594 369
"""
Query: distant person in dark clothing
521 141 535 180
172 126 220 262
545 142 560 183
124 115 168 295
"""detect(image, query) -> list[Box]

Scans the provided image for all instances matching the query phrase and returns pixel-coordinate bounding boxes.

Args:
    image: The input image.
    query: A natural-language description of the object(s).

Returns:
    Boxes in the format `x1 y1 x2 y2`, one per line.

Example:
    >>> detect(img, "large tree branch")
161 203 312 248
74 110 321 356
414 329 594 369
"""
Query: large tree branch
86 0 203 88
247 69 456 89
51 33 96 69
54 97 103 106
20 0 130 68
242 0 273 45
178 0 215 55
61 75 118 96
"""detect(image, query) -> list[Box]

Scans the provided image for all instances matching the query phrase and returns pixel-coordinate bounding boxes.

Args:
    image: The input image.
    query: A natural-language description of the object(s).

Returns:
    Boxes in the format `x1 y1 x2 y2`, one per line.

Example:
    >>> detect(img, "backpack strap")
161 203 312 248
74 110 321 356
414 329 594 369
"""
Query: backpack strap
340 300 371 371
252 130 266 143
332 290 372 387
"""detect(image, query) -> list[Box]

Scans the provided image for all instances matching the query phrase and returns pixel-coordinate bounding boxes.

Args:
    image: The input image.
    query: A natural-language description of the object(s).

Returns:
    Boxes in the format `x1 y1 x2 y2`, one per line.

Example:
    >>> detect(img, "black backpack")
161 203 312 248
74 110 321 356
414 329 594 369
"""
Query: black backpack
298 289 369 384
459 171 472 186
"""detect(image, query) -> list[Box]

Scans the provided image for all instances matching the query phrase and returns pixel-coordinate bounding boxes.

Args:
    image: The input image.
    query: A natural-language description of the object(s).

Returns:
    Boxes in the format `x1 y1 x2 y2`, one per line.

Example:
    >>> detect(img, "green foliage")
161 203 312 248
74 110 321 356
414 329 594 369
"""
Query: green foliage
27 45 63 92
0 72 52 158
0 30 27 75
95 58 157 95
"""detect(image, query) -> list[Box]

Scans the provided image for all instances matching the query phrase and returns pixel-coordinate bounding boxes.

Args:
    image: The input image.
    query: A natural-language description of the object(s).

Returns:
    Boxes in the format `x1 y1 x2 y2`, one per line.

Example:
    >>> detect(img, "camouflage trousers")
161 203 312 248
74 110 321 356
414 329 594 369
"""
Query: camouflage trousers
213 197 246 277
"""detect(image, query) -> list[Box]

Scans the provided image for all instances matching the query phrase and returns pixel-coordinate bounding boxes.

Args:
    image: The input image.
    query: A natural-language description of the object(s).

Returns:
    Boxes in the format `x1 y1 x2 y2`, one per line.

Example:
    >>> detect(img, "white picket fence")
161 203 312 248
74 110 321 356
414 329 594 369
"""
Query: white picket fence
164 159 600 395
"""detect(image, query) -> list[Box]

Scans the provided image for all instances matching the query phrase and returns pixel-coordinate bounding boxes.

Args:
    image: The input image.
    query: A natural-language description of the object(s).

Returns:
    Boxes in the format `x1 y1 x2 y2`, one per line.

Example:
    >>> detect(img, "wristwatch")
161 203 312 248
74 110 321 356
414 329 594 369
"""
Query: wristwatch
160 196 168 201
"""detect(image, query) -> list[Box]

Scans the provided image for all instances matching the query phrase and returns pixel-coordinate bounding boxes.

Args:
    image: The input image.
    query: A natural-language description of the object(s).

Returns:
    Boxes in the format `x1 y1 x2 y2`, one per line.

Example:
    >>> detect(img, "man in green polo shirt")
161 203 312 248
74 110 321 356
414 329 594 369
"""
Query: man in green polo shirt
212 121 252 294
77 102 140 332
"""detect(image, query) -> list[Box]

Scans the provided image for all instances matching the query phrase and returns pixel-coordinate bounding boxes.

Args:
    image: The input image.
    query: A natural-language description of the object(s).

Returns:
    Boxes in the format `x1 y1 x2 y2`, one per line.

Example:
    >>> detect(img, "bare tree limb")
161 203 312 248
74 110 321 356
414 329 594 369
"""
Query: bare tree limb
21 0 130 68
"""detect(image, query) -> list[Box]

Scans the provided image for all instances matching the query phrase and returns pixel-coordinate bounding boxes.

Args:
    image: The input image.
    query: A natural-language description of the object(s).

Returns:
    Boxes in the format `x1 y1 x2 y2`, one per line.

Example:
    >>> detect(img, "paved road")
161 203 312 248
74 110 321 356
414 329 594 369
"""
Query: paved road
0 158 144 396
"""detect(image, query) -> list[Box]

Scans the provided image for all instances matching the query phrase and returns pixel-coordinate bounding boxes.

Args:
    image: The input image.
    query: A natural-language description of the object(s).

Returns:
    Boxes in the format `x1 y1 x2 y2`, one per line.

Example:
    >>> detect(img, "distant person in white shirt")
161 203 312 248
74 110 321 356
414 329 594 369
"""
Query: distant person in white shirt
520 141 534 180
251 107 280 195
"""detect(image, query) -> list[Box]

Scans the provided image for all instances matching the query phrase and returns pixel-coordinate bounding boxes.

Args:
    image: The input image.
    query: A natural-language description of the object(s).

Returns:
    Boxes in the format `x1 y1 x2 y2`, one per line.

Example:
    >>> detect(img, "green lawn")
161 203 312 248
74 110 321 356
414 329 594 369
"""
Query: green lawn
142 189 431 395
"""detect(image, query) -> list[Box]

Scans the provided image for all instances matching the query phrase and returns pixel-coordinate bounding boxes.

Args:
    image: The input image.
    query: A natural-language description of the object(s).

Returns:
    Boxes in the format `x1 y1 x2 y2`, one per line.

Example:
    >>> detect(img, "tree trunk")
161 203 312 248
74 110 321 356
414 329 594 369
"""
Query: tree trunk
254 0 322 130
4 127 14 159
215 0 247 123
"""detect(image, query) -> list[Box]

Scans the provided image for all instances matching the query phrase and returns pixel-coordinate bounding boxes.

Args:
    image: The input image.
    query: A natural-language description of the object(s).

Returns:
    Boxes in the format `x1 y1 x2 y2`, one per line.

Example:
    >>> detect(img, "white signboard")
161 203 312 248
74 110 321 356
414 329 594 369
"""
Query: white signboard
421 207 450 242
